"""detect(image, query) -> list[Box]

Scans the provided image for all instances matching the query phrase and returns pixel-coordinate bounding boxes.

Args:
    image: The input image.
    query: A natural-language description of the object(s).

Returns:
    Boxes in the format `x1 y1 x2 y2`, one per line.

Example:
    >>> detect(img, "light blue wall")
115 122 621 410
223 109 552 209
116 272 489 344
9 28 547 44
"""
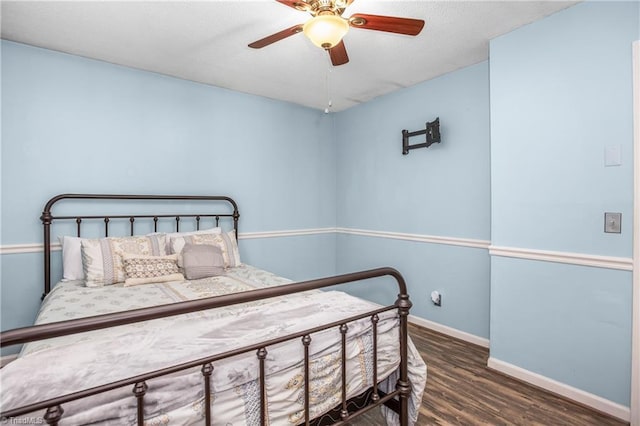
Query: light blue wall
337 234 491 339
491 0 636 257
491 257 632 404
241 234 337 282
0 41 337 341
334 62 491 339
489 1 638 406
1 41 336 243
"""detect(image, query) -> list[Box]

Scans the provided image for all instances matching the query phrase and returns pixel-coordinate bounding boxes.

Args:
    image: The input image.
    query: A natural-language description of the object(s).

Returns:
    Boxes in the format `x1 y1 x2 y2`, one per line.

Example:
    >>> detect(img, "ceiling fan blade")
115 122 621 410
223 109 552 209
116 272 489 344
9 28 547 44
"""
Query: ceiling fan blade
248 24 304 49
329 40 349 66
348 13 425 36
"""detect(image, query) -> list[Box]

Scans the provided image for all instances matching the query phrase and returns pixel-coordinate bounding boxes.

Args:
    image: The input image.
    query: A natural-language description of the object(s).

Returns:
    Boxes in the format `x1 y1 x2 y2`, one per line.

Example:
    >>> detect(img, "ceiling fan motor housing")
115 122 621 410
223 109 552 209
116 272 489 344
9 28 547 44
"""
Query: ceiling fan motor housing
304 0 349 16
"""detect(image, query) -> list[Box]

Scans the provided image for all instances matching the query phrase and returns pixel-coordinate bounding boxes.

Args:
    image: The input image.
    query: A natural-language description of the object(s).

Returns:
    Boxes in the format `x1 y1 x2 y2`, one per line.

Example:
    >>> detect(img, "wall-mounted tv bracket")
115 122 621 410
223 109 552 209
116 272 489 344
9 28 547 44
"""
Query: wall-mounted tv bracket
402 117 441 155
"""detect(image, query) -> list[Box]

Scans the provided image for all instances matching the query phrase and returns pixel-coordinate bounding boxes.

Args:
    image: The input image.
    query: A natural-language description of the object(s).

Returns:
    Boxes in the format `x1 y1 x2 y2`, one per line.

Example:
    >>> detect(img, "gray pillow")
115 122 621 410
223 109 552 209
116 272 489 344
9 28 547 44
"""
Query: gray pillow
181 243 224 280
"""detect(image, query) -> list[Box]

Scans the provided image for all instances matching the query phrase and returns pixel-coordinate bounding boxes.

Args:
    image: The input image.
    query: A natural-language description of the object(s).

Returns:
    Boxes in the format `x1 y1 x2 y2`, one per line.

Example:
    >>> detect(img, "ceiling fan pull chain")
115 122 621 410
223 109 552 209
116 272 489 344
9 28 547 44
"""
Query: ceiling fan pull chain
325 67 333 114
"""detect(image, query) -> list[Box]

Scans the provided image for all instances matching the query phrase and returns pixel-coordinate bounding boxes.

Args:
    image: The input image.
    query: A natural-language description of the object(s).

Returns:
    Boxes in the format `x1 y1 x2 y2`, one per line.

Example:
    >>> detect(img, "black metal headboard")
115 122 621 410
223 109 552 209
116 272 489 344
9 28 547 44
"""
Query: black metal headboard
40 194 240 300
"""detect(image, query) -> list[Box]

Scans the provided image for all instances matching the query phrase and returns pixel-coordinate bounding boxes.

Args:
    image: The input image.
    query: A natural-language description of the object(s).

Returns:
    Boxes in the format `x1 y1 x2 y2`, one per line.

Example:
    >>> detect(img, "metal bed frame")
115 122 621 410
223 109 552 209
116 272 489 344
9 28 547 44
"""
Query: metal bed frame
0 194 413 426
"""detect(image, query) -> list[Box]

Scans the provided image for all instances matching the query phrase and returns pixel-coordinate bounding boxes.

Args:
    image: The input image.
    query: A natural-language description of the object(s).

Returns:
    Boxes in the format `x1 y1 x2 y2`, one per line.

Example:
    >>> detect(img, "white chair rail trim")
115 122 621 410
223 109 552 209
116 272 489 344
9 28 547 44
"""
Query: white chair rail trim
0 243 62 255
2 230 636 275
238 228 335 239
335 227 491 249
0 227 491 254
489 245 633 271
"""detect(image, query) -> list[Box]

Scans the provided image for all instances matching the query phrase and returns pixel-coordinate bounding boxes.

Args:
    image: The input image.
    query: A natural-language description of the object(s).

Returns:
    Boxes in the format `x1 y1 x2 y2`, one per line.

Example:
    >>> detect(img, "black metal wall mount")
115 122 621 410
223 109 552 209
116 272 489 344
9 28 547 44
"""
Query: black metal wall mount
402 117 441 155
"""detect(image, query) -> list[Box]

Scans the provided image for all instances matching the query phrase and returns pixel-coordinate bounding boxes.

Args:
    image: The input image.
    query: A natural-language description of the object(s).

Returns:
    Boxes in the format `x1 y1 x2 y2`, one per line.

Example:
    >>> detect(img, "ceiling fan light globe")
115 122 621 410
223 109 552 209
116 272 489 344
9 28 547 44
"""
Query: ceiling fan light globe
303 15 349 49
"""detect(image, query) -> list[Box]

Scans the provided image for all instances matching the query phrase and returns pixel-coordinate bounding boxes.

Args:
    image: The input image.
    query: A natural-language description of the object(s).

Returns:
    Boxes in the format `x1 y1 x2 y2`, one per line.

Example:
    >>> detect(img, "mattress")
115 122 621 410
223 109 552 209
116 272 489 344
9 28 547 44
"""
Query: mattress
1 264 427 425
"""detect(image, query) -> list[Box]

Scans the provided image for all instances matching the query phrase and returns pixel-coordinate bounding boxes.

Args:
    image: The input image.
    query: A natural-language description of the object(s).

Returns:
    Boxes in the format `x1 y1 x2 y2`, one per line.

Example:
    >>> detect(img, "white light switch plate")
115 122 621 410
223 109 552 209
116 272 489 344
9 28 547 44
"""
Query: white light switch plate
604 212 622 233
605 145 621 167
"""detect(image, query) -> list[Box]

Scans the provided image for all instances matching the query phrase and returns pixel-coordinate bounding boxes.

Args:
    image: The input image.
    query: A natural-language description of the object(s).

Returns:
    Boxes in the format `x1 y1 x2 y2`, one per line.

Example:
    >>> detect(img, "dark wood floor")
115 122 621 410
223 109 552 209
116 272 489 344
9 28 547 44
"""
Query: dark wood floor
2 322 626 425
407 323 628 426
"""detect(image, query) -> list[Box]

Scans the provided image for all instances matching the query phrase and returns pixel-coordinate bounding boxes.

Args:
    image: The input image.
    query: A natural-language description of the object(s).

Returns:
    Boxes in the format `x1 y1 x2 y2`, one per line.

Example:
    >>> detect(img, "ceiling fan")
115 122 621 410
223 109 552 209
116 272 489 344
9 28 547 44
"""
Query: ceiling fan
248 0 425 66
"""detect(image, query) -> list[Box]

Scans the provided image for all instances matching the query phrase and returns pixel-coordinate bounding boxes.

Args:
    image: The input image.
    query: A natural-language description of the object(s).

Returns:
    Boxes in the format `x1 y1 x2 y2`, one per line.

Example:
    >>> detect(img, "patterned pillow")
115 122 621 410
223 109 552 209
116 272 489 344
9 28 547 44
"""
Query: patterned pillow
122 254 184 287
170 230 241 268
81 234 167 287
169 233 219 256
162 227 221 253
219 230 241 268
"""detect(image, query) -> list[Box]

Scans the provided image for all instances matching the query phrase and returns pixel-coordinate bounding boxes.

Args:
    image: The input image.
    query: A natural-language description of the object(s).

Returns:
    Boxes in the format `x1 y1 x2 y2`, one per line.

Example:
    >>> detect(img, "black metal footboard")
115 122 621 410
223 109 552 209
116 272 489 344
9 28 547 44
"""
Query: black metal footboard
1 267 412 426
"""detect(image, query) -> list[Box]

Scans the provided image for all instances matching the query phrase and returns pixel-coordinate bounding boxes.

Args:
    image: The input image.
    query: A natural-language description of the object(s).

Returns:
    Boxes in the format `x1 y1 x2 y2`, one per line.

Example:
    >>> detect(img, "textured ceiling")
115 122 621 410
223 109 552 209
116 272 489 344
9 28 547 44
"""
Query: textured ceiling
1 1 579 112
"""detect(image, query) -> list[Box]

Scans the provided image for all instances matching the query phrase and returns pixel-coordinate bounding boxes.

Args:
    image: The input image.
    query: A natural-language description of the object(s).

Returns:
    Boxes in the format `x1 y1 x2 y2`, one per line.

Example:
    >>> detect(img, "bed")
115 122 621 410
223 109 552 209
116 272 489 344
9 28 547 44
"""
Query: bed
0 194 427 425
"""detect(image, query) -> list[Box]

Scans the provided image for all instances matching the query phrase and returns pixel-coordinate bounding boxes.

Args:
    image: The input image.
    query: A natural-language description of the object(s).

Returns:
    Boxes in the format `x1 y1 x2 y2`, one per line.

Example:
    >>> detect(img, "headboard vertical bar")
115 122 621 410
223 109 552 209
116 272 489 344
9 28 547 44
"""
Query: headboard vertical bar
76 218 82 237
196 216 201 231
40 209 52 300
176 216 180 232
130 217 135 236
104 218 110 237
153 217 158 233
233 211 239 240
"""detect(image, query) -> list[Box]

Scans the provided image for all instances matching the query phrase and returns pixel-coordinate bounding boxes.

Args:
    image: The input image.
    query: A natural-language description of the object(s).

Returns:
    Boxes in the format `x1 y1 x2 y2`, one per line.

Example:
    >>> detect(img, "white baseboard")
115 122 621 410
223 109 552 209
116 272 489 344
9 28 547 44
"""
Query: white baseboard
408 314 490 348
0 354 18 368
487 357 630 422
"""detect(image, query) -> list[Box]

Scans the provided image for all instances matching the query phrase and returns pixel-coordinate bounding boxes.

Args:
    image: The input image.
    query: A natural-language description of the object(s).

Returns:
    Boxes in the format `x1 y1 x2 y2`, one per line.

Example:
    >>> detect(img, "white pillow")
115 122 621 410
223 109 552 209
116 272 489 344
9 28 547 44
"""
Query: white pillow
58 236 85 281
